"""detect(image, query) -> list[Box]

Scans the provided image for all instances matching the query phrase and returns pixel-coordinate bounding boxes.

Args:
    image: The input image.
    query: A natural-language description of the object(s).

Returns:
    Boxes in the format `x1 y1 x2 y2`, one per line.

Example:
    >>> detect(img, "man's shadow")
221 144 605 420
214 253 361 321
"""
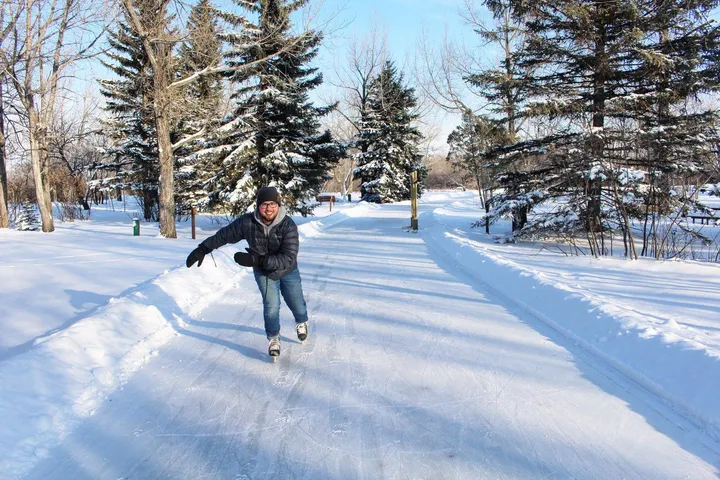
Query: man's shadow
188 319 302 343
140 284 273 362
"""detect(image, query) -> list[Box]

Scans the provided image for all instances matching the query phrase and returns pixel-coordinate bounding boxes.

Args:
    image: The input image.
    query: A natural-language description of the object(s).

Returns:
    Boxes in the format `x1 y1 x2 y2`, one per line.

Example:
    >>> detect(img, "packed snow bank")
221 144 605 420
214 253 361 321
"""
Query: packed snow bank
297 201 378 239
0 249 242 477
0 197 360 353
425 202 720 437
0 203 358 478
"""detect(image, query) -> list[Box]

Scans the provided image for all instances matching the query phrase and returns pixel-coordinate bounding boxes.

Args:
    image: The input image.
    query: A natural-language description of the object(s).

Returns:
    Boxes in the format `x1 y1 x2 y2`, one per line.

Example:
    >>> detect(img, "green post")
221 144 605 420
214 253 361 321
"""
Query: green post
133 218 140 236
191 208 196 240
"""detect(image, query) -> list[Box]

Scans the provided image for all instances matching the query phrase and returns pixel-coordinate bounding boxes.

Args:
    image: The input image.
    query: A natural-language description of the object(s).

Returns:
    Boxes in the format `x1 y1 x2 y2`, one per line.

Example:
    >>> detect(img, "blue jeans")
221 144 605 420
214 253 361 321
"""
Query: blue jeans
254 268 308 339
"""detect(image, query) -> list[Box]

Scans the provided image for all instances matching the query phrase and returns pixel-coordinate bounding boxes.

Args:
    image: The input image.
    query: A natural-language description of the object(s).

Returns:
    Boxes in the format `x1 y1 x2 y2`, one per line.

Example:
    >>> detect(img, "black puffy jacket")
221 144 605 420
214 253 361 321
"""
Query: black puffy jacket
200 207 299 280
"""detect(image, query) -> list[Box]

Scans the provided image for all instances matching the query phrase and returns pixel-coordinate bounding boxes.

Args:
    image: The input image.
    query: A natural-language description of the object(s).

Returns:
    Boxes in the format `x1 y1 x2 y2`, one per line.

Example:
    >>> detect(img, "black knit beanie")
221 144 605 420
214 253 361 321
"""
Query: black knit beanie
256 187 281 208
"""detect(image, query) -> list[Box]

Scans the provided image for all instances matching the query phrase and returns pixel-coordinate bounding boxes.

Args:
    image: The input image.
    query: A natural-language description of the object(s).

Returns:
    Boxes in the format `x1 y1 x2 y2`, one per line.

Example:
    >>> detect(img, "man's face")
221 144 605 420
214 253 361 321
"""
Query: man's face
258 201 279 222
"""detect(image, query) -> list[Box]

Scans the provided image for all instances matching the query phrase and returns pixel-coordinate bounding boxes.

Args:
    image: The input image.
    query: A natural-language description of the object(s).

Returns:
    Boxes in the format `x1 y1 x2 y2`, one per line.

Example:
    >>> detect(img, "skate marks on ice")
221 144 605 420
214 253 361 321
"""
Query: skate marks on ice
201 207 720 478
20 227 340 479
228 232 348 479
293 210 720 479
293 219 497 478
233 398 270 480
21 258 319 479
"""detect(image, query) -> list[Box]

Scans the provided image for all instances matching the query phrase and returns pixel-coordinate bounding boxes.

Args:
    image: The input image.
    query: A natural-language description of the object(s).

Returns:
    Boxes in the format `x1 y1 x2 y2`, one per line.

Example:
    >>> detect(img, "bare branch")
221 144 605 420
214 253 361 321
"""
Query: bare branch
172 125 206 151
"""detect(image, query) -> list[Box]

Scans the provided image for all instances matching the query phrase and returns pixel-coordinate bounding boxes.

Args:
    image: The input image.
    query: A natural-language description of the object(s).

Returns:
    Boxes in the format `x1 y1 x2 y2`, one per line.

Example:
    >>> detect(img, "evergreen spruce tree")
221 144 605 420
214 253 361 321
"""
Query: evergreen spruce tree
197 0 344 215
97 16 159 221
494 0 645 251
354 61 425 203
16 202 40 231
174 0 224 211
482 0 720 256
628 1 720 258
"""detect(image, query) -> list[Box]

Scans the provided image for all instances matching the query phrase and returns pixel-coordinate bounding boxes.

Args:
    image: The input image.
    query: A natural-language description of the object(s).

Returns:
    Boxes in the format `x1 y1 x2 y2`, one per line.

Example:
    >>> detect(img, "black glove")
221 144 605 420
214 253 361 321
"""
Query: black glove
234 247 264 268
186 244 211 268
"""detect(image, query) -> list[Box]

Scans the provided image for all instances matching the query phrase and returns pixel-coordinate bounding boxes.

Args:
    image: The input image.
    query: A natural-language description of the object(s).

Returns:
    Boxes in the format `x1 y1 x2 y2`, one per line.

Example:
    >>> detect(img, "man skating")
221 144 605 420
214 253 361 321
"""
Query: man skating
185 187 309 359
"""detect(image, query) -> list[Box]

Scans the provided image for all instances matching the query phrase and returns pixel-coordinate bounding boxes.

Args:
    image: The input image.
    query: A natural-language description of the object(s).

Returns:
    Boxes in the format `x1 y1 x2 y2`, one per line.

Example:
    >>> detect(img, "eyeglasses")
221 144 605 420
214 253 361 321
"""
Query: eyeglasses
259 202 279 210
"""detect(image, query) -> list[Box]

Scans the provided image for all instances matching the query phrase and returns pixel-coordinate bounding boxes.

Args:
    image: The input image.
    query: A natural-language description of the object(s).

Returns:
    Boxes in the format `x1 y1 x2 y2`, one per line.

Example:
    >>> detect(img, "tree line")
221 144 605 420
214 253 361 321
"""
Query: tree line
5 0 719 259
0 0 426 236
439 0 720 259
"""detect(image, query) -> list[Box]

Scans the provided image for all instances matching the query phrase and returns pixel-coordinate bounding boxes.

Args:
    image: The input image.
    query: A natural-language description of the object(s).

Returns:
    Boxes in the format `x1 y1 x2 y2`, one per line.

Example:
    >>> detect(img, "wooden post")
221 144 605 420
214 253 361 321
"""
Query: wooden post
329 196 333 212
411 171 418 230
191 208 196 240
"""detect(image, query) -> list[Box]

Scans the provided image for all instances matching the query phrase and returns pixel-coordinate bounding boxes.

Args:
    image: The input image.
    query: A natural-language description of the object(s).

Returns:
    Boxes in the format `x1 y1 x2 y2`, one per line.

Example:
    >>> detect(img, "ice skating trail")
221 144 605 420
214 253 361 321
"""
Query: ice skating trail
23 198 720 479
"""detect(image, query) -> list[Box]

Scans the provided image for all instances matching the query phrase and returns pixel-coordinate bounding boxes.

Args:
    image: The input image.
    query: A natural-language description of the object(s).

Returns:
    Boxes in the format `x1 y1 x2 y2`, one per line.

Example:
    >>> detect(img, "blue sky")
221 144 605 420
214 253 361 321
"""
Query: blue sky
311 0 479 151
320 0 467 62
78 0 480 154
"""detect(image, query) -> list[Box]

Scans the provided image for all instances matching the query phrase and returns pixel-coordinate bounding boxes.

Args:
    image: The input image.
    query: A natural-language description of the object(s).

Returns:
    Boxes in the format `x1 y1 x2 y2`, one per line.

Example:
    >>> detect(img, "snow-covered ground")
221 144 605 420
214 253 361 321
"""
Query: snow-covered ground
0 199 349 354
430 198 720 433
1 191 719 479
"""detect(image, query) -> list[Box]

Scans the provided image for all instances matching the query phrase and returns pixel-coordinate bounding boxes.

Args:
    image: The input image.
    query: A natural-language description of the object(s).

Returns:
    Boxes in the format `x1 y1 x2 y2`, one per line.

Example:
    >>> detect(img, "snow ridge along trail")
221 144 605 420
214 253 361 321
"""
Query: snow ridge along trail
428 200 720 435
20 196 720 479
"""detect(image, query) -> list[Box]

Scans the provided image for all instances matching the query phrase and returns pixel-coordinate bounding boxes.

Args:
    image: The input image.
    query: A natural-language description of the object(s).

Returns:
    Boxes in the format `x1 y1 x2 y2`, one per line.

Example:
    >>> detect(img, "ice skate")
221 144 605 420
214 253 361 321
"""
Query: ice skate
296 322 308 342
268 336 281 361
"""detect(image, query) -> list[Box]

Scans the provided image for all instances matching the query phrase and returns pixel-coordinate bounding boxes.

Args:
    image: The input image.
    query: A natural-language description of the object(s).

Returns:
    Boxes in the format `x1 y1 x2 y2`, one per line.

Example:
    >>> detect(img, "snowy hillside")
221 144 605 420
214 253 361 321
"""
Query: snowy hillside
0 191 719 479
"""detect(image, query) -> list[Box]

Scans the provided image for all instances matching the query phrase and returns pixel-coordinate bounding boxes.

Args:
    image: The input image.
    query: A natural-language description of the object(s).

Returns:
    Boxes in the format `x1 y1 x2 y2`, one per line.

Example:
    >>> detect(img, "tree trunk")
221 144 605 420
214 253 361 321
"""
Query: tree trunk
475 173 485 210
586 3 606 237
28 103 55 232
0 83 8 229
0 130 7 228
655 26 671 214
155 86 176 238
586 178 602 233
512 205 527 232
485 190 492 235
119 0 176 237
504 40 522 232
143 189 157 220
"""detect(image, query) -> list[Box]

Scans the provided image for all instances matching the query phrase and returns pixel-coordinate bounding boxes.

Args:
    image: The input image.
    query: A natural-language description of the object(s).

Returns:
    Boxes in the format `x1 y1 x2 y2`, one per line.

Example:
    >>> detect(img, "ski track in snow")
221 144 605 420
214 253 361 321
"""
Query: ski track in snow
17 197 720 479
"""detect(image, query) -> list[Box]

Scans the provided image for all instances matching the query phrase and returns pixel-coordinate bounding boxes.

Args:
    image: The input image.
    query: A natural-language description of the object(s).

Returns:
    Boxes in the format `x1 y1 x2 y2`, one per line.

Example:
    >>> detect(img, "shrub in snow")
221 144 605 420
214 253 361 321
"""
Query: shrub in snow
16 203 40 231
55 202 89 222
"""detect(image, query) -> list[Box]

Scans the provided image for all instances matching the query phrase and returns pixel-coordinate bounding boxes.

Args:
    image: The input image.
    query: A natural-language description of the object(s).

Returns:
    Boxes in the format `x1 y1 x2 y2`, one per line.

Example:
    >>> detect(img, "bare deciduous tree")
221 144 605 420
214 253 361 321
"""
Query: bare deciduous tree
2 0 105 232
325 24 388 197
48 90 102 210
414 25 478 115
331 23 388 134
0 81 8 227
0 0 25 228
414 0 531 137
119 0 179 237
